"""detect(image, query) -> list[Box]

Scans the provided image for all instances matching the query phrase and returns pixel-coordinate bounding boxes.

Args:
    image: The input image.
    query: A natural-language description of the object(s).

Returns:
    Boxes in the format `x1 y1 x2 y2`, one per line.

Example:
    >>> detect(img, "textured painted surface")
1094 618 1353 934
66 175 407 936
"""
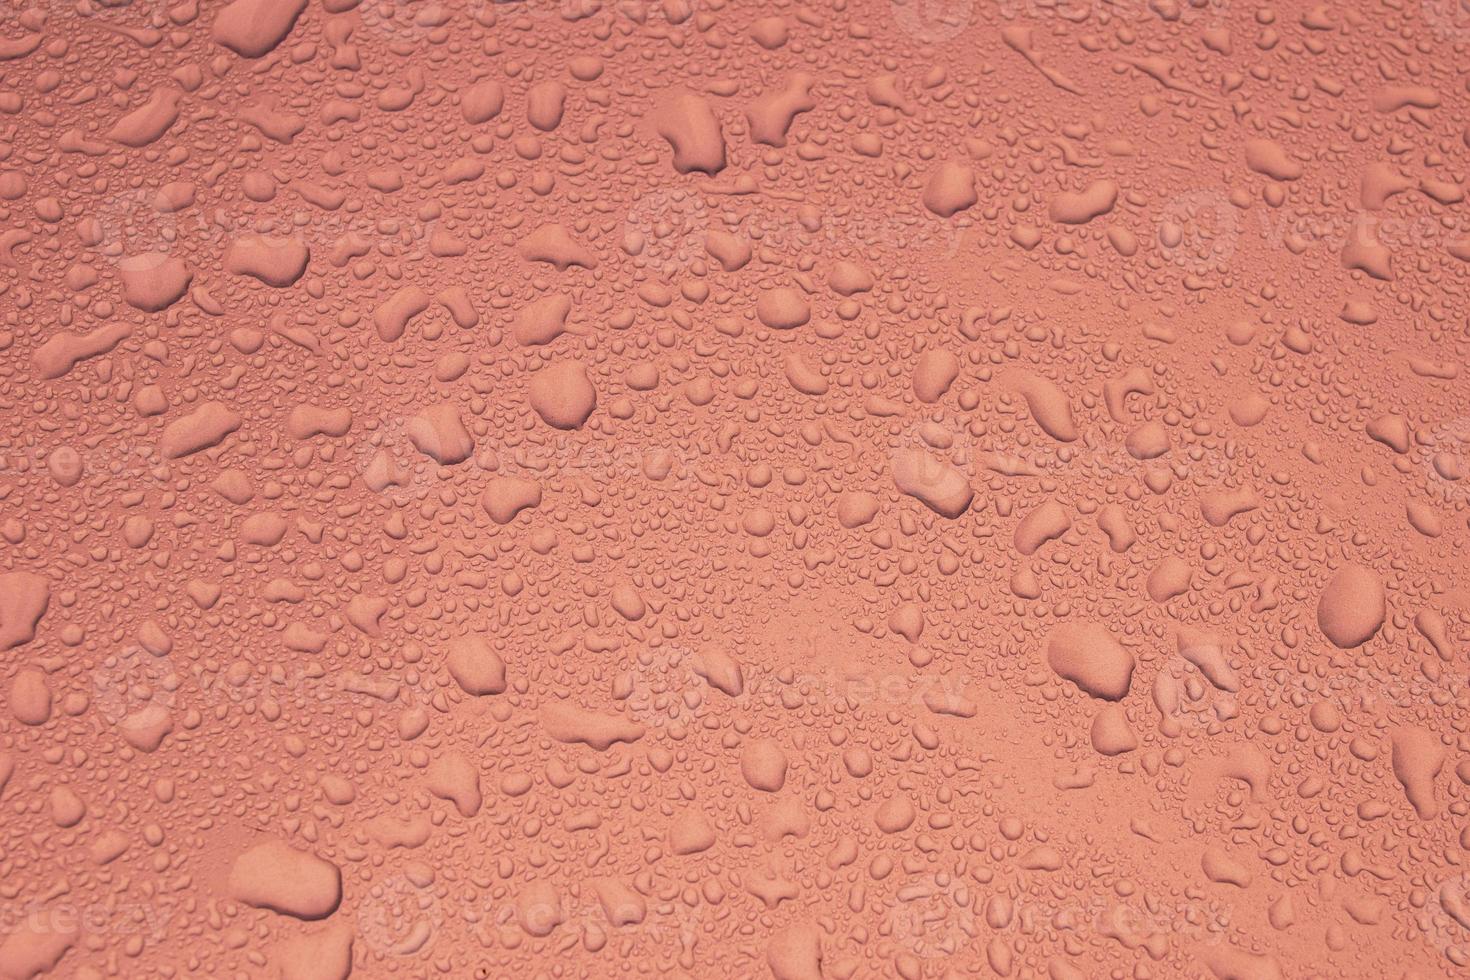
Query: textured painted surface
3 0 1470 977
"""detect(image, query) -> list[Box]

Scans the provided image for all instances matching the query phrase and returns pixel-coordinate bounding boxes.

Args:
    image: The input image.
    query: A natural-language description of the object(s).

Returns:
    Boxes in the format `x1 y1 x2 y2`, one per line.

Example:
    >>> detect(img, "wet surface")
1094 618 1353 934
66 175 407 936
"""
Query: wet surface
3 0 1470 977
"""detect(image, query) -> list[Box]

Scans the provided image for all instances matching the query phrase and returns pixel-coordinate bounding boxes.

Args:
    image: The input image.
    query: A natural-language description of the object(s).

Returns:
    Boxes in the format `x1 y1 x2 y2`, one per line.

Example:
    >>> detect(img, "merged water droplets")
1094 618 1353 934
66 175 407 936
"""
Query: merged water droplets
3 0 1470 978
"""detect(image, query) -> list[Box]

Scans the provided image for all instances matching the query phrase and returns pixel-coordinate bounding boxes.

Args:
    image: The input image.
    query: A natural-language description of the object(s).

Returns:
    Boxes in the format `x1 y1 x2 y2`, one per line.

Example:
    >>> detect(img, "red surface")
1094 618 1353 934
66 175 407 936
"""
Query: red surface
3 0 1470 977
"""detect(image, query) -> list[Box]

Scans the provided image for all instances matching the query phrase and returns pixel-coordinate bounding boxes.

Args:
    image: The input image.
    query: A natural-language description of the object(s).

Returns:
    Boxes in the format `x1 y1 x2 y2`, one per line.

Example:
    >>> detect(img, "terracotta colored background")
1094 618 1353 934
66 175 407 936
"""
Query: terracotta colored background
2 0 1469 977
